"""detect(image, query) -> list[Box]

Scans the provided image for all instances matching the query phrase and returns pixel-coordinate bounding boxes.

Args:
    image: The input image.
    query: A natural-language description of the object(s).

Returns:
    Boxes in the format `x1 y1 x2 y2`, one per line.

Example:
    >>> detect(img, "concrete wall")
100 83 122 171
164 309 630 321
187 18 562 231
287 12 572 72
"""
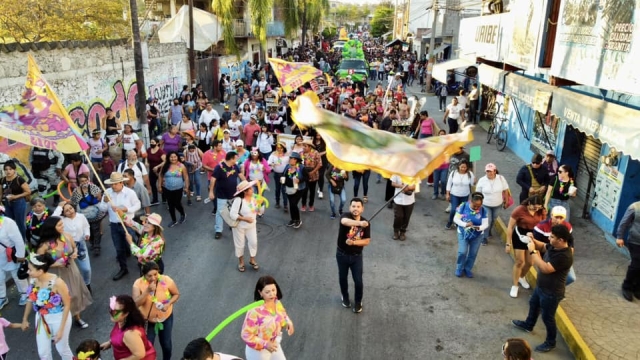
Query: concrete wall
0 41 188 164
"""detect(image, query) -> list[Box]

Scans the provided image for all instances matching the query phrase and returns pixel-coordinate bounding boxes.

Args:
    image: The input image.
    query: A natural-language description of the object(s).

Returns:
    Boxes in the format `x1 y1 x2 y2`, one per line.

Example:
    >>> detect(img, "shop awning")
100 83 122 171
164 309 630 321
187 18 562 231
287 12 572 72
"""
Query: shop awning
430 43 450 56
551 87 640 160
432 58 475 83
504 73 555 113
478 64 507 92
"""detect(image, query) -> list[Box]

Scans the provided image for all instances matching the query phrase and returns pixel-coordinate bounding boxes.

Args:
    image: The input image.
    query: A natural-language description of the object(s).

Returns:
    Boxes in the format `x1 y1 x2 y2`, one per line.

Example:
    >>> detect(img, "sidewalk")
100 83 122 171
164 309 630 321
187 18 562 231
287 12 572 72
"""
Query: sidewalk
406 82 640 360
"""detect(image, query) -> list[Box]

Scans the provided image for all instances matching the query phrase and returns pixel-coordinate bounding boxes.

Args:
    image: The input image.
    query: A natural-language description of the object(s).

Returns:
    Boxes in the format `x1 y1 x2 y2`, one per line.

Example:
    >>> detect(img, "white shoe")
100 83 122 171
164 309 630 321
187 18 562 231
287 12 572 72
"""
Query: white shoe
518 277 531 289
445 204 451 213
318 191 324 199
510 286 519 298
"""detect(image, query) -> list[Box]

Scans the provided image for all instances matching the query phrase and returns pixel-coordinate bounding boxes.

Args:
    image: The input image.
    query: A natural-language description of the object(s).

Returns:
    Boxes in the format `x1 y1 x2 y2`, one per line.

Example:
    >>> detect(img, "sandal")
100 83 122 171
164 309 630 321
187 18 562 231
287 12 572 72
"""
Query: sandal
363 196 368 203
237 264 245 272
249 262 260 270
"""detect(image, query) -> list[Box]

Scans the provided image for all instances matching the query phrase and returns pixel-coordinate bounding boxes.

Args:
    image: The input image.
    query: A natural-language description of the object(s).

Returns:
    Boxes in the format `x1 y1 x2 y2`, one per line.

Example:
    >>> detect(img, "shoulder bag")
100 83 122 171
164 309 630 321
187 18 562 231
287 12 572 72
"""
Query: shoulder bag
220 198 243 228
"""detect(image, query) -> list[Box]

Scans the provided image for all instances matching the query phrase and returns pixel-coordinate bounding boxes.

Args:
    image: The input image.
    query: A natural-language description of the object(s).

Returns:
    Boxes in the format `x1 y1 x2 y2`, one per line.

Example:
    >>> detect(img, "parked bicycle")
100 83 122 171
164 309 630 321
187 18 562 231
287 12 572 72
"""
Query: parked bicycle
486 102 508 151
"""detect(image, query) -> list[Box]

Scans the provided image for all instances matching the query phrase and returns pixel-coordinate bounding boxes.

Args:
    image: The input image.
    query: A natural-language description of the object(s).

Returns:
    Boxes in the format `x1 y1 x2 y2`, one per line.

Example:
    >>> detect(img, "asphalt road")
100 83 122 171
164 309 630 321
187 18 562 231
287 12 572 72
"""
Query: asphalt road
2 97 574 359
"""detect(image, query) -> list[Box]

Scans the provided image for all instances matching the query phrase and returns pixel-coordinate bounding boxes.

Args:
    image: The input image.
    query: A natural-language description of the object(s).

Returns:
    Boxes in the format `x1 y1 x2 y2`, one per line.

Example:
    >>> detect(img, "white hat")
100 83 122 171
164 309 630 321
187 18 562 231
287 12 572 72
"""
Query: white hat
551 206 567 218
235 140 244 147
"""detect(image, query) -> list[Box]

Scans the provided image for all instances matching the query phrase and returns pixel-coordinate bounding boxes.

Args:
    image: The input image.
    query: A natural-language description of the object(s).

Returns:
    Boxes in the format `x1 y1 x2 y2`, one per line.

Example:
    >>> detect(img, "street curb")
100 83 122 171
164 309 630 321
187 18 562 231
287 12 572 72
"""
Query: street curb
495 217 596 360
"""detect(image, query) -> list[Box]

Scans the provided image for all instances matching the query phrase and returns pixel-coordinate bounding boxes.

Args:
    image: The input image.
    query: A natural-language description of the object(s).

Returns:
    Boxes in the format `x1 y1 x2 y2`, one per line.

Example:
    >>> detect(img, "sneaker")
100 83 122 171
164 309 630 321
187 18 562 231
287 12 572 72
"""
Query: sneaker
75 318 89 329
445 204 451 213
301 205 307 212
179 214 187 224
445 224 453 230
187 199 193 206
308 206 315 212
287 220 296 227
455 269 463 277
481 239 488 246
318 191 324 199
431 194 437 200
534 342 556 353
168 221 178 228
330 213 336 219
511 320 532 333
464 270 474 278
341 297 351 308
150 201 160 206
293 220 302 229
275 204 281 209
510 286 519 298
19 294 28 306
339 210 343 216
439 194 446 200
353 302 363 313
518 277 531 289
215 232 222 239
0 298 8 310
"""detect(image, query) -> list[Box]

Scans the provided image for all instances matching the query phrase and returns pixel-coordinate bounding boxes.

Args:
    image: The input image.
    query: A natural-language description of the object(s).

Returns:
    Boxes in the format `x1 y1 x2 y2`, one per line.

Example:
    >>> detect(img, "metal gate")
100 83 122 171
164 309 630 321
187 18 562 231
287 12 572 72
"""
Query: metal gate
195 57 217 103
576 134 602 217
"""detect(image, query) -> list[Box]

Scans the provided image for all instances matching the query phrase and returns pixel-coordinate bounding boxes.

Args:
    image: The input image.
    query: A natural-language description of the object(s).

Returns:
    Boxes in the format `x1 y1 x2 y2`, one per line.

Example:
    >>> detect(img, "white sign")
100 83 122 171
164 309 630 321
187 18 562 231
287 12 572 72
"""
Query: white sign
593 164 624 220
276 134 312 153
458 13 511 62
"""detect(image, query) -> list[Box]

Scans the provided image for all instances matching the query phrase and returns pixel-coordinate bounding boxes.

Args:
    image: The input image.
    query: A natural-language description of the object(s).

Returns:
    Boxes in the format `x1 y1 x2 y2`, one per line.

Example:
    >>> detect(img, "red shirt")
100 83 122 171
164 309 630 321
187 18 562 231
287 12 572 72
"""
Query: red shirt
101 158 115 175
202 149 226 180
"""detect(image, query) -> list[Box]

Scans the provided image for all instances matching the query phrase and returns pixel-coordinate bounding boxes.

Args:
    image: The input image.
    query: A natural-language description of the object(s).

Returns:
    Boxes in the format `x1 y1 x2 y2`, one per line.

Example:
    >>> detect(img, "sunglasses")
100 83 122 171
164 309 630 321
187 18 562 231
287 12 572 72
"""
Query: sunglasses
109 309 123 318
532 161 541 165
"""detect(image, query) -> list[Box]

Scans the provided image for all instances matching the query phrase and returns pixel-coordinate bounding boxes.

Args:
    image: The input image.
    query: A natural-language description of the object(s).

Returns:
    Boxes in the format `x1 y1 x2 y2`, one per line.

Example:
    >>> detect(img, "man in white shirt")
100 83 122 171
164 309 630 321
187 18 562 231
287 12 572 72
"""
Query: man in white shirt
99 172 141 280
390 175 418 241
443 97 465 134
117 150 151 196
0 209 28 308
199 102 221 125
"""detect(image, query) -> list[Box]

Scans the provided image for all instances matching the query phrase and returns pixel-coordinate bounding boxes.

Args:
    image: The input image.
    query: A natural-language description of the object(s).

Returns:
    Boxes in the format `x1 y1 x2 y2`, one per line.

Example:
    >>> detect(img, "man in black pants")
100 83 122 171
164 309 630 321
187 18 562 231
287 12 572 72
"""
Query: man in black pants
336 198 371 313
616 201 640 301
511 224 573 353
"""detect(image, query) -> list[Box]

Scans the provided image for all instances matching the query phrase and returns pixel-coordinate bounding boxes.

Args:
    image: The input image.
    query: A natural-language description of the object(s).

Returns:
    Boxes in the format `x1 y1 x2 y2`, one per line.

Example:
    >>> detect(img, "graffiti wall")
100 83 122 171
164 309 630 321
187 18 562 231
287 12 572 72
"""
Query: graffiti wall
0 41 188 165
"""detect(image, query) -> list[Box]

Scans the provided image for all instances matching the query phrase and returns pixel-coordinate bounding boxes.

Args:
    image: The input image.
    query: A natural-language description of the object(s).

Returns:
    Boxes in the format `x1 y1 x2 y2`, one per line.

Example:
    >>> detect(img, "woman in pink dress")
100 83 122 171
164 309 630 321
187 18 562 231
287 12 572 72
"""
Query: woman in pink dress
101 295 156 360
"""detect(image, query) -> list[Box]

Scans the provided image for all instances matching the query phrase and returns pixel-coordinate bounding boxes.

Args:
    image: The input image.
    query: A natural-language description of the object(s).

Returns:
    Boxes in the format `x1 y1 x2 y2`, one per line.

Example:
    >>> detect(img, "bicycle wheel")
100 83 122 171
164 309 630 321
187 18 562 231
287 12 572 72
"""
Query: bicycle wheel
486 123 495 143
496 129 508 151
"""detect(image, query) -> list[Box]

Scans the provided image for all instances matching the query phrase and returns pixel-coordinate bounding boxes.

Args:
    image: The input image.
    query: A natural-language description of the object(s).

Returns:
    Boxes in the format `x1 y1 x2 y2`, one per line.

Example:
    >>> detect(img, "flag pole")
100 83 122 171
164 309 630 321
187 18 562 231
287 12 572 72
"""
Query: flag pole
81 152 129 232
366 184 408 222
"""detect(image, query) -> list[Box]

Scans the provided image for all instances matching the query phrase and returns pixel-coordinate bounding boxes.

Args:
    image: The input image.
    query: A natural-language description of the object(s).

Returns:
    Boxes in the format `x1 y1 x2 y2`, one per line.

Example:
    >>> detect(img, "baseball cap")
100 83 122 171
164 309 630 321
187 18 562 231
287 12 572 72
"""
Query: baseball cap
235 139 244 147
485 163 497 172
546 150 555 156
551 206 567 218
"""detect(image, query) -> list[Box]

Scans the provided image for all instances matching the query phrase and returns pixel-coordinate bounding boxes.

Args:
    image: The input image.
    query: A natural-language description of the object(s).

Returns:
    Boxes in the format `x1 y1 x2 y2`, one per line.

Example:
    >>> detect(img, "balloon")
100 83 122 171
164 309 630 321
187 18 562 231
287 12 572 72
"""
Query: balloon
56 181 72 202
41 190 59 199
205 300 265 342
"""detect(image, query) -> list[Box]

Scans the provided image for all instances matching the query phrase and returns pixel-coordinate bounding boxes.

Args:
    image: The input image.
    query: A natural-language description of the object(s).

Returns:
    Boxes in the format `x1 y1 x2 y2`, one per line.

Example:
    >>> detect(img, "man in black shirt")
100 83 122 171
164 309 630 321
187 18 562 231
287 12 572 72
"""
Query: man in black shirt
208 152 246 239
379 109 396 132
336 198 371 313
516 153 550 203
511 224 573 353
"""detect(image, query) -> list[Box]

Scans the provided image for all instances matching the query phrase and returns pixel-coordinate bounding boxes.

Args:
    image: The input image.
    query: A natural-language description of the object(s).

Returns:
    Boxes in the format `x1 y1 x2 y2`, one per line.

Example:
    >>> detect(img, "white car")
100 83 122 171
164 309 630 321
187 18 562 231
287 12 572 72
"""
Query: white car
333 40 346 51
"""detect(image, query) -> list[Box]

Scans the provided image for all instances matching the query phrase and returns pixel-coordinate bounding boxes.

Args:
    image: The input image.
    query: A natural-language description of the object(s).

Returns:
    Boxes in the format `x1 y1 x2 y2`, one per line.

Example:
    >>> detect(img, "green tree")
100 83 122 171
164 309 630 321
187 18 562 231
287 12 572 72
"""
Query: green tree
370 2 393 38
0 0 130 43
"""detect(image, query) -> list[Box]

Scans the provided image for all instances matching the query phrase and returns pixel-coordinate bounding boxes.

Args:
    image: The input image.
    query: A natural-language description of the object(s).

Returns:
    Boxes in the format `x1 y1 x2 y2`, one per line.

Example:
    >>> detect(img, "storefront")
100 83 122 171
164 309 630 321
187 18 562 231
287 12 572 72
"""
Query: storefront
551 87 640 234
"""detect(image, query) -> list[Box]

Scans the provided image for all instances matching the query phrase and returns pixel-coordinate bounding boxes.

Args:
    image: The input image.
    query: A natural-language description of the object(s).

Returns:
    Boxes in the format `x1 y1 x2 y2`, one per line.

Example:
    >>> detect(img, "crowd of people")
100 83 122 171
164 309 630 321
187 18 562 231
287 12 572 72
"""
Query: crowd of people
2 29 639 360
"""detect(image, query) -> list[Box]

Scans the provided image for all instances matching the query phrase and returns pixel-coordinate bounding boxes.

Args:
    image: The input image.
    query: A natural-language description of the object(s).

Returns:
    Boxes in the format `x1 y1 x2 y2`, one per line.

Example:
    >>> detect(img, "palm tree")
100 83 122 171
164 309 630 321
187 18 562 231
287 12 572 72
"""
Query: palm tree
212 0 328 55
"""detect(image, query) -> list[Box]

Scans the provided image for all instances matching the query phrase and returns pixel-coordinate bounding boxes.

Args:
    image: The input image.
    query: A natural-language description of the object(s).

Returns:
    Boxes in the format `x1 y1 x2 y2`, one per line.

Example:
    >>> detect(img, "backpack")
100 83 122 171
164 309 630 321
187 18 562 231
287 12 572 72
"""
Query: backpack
117 161 144 175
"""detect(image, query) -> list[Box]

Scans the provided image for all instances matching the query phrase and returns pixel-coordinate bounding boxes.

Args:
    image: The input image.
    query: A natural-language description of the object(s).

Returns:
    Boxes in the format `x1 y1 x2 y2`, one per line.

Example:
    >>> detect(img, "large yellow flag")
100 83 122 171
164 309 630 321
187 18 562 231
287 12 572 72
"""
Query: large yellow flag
291 92 473 183
0 54 88 153
269 58 323 94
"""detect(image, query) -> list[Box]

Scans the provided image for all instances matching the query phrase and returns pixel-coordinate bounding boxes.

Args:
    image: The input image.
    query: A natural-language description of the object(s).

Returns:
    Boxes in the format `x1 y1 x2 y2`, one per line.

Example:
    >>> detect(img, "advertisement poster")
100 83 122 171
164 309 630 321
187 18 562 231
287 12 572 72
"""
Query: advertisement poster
551 0 639 94
593 164 624 220
505 0 545 70
530 112 560 155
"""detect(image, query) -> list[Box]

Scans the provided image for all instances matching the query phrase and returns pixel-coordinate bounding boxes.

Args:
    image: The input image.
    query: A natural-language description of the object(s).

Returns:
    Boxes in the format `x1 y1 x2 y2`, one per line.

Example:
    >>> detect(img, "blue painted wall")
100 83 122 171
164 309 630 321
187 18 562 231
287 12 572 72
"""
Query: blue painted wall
504 97 536 163
599 152 640 235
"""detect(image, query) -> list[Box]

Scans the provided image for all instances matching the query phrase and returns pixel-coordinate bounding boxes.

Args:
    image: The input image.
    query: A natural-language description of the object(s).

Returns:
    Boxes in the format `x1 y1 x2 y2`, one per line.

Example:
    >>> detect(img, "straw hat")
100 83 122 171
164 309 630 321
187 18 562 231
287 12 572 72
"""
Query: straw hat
234 180 258 196
140 213 164 230
182 130 196 139
104 172 129 184
276 141 287 150
301 139 315 148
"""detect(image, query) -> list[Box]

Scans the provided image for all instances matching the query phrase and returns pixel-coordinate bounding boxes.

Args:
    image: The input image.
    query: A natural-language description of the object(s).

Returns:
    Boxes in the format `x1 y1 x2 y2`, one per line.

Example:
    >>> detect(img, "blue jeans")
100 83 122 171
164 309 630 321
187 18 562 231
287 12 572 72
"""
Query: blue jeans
456 230 482 272
110 223 136 271
336 248 364 304
3 198 26 240
74 241 92 285
447 195 469 227
432 169 447 196
523 287 562 346
273 172 288 207
328 186 346 215
215 198 229 233
189 171 201 196
482 205 501 241
353 170 370 197
146 312 173 360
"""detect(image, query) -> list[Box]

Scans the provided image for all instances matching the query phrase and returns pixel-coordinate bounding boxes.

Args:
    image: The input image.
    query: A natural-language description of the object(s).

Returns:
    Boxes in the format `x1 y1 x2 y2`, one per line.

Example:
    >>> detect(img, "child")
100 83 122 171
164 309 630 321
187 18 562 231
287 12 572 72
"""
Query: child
0 316 21 359
100 151 115 184
75 339 101 360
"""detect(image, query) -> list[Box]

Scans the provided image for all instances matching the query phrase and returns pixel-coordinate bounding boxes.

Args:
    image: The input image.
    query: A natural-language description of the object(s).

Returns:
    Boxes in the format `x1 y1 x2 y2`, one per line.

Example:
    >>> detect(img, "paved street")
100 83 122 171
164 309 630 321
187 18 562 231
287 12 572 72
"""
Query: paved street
2 87 574 359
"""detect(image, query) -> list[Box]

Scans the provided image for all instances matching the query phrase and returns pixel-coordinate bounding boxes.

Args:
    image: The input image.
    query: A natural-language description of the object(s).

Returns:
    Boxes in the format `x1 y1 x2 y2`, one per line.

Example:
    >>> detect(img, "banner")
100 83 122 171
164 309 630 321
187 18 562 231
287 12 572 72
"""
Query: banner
290 93 474 183
458 13 511 62
505 0 545 70
550 0 639 94
0 55 89 153
268 58 323 94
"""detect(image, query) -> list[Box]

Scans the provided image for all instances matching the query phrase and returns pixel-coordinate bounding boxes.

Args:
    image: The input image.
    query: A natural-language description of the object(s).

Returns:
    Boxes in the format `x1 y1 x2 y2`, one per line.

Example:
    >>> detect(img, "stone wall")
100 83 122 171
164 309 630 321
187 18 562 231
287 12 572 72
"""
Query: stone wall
0 40 188 164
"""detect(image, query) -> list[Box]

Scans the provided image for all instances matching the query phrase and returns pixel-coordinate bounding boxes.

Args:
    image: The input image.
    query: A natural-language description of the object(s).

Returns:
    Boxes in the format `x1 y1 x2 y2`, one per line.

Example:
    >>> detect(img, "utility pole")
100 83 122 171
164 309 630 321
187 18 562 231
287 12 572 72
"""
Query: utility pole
425 2 439 92
188 0 196 86
129 0 148 146
393 0 398 38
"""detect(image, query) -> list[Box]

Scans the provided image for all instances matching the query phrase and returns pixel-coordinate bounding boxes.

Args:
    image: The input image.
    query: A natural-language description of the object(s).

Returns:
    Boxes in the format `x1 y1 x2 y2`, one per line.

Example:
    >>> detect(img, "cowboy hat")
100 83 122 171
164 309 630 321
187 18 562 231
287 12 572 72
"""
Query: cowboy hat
234 180 258 196
276 141 287 150
182 130 196 139
104 172 129 184
301 139 316 148
140 213 164 230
